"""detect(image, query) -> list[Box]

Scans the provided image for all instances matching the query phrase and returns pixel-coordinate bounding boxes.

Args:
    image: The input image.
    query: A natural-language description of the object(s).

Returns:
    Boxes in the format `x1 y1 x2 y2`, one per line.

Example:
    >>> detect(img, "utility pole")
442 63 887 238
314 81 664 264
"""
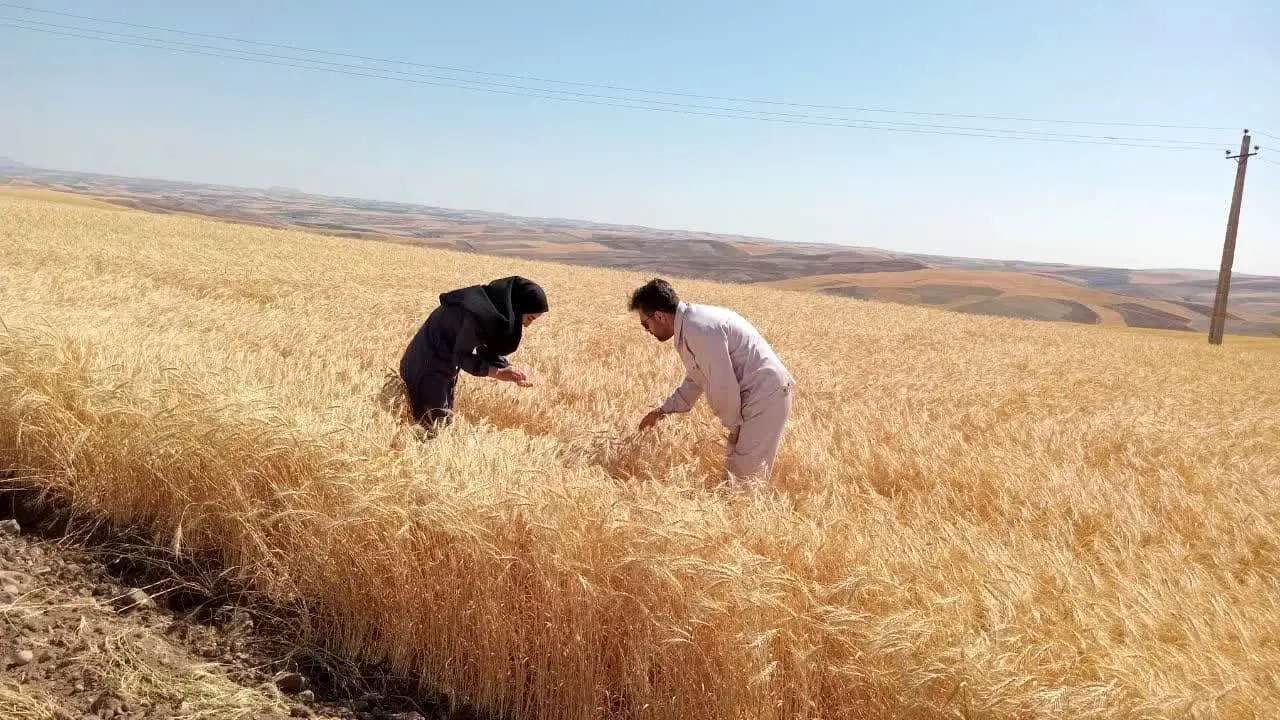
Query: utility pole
1207 129 1258 345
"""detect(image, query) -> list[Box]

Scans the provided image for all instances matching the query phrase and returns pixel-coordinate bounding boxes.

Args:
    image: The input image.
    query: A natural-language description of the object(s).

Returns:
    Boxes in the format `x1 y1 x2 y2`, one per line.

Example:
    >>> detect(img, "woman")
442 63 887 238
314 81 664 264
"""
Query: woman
398 275 548 430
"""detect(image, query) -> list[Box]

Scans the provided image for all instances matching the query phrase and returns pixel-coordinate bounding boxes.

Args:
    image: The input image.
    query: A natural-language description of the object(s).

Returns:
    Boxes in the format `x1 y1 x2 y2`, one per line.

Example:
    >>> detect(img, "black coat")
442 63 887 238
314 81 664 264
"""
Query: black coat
400 304 509 381
399 276 548 380
436 275 548 357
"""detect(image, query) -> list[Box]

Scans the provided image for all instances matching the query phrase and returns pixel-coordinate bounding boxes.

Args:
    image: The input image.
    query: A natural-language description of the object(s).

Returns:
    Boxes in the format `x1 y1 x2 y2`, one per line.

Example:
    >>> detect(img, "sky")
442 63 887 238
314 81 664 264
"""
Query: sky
2 0 1278 274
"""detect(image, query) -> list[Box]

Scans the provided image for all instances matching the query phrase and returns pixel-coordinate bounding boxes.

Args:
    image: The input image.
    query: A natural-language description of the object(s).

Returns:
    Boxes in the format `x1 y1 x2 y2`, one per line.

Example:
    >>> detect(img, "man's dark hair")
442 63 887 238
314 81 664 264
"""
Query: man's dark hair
629 278 680 314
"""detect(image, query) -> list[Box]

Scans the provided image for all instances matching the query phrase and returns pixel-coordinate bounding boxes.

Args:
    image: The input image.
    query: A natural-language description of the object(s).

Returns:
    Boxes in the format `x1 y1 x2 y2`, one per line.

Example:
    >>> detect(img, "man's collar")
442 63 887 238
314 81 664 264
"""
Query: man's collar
674 301 689 345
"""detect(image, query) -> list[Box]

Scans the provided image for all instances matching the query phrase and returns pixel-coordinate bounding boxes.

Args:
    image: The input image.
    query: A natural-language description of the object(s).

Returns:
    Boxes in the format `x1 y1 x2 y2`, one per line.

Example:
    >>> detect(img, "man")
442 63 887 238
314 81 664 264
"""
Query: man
399 275 547 433
630 278 795 487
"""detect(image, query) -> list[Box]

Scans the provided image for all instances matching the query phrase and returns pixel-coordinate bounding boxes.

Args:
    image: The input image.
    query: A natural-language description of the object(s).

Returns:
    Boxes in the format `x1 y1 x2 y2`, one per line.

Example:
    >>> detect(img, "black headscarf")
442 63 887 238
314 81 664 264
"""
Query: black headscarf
438 276 548 356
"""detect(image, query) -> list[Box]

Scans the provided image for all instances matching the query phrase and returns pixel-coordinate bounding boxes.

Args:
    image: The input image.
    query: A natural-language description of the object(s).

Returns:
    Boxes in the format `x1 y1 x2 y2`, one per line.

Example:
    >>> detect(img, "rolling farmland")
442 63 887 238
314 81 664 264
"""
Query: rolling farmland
4 163 1278 339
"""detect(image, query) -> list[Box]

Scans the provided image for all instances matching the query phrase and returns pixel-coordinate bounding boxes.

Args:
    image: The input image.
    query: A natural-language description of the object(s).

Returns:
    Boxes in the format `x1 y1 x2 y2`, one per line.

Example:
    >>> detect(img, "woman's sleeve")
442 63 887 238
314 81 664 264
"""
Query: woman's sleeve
453 314 498 377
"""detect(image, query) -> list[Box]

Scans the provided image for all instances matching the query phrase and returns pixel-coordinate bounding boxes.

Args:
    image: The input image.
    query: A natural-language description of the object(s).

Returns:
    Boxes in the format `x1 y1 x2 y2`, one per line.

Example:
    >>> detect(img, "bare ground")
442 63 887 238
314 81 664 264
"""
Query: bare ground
0 486 480 720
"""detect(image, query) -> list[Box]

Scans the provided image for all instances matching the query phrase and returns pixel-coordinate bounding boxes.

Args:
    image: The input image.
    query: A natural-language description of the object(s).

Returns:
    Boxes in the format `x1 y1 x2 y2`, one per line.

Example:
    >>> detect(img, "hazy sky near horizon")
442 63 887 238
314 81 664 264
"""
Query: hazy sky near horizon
3 1 1278 273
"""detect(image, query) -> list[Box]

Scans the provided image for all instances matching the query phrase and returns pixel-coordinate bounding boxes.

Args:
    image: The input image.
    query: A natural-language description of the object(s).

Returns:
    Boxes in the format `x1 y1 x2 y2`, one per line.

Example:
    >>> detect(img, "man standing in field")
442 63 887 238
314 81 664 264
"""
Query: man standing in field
630 278 795 487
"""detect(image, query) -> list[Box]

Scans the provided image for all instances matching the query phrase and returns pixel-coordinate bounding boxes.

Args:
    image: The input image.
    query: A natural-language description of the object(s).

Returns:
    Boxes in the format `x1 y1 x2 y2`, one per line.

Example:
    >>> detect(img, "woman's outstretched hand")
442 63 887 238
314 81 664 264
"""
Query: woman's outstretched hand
490 366 534 387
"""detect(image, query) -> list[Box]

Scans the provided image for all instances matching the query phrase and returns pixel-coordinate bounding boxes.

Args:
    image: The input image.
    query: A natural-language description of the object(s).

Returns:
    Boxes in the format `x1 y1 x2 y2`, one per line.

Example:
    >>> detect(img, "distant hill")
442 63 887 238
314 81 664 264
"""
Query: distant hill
3 163 1277 337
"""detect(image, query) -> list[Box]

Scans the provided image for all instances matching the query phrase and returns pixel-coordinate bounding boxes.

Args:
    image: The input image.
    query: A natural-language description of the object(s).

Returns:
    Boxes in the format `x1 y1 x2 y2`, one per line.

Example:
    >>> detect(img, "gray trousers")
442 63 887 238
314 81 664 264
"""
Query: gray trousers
723 384 793 487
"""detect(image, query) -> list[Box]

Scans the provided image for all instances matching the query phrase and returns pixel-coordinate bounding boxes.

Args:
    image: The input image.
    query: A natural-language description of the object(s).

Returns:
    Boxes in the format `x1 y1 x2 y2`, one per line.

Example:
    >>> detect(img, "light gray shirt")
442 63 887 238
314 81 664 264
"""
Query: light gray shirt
659 301 794 428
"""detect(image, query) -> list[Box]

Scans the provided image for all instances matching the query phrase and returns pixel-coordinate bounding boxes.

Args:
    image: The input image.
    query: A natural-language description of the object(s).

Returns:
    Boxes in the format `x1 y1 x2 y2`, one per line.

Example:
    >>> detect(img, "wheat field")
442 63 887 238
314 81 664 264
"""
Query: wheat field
1 190 1278 719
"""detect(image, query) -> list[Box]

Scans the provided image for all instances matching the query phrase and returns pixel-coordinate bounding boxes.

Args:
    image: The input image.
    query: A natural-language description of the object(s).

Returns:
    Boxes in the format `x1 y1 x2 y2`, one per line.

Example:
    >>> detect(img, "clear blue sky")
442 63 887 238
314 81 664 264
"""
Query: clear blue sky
3 1 1278 273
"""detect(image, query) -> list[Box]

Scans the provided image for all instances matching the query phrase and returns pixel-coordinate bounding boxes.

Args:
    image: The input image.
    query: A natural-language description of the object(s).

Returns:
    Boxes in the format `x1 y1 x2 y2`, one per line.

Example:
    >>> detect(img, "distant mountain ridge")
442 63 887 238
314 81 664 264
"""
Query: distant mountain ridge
4 161 1277 337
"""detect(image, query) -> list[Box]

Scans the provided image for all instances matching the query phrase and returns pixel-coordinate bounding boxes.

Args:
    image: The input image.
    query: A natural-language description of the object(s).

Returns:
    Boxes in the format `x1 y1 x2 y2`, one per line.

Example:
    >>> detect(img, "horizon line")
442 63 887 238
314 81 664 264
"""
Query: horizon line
1 155 1274 279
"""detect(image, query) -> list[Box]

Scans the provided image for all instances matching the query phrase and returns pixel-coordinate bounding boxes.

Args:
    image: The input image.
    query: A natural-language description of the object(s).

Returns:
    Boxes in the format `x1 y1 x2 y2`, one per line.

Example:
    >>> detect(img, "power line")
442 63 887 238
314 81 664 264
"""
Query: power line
0 19 1229 152
0 0 1242 134
0 18 1220 152
1257 156 1280 166
1 16 1228 149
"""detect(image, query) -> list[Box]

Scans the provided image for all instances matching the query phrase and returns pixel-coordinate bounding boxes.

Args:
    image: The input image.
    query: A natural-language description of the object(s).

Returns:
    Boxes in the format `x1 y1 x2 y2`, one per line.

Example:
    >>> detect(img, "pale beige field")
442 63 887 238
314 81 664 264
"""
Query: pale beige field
765 269 1278 327
0 184 127 209
1108 325 1280 354
1 193 1278 719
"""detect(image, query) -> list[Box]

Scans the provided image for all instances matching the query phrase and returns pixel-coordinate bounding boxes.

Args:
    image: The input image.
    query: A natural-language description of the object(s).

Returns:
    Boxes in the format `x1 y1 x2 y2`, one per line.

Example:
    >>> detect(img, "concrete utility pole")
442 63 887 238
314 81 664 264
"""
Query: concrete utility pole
1208 130 1258 345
